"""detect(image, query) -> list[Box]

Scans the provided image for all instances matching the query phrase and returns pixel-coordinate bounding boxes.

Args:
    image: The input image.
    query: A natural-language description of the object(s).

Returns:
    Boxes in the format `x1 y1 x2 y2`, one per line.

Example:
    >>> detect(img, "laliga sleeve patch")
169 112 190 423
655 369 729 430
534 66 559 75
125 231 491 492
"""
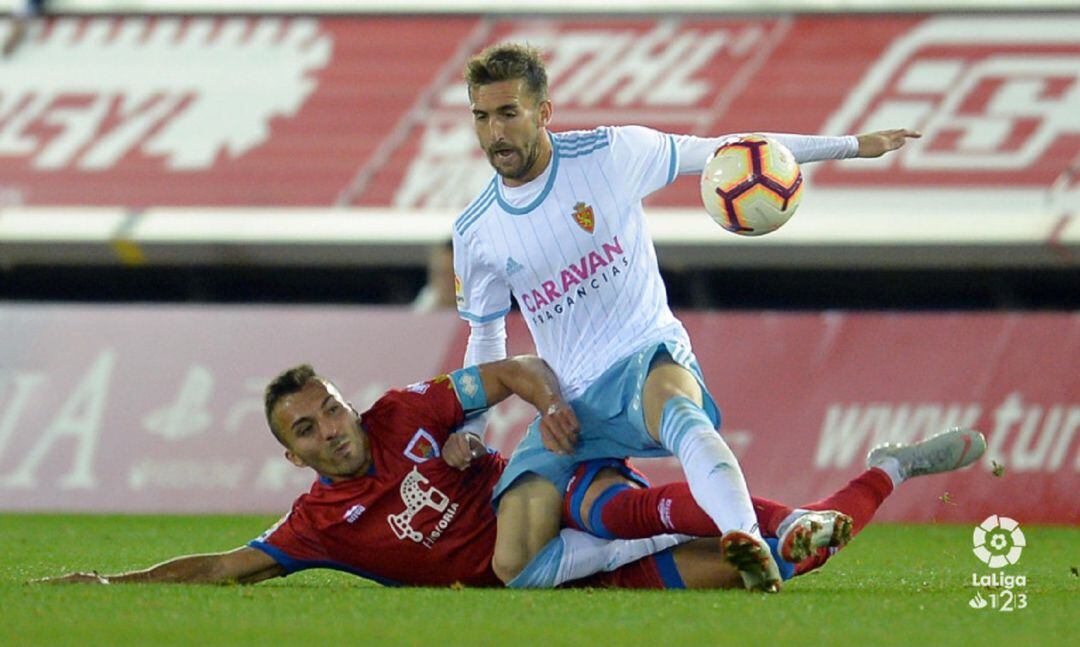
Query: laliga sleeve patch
454 274 465 308
449 366 487 414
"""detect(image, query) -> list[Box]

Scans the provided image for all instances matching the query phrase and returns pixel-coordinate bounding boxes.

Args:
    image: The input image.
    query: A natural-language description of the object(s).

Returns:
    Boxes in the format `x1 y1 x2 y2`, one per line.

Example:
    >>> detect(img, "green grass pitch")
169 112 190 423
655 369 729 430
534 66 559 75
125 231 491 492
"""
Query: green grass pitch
3 514 1076 645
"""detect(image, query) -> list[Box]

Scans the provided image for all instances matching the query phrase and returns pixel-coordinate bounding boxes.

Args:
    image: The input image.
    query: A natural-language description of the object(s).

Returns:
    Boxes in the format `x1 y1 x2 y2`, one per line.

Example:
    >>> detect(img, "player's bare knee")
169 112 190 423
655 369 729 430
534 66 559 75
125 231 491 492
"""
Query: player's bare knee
491 544 530 584
491 528 557 583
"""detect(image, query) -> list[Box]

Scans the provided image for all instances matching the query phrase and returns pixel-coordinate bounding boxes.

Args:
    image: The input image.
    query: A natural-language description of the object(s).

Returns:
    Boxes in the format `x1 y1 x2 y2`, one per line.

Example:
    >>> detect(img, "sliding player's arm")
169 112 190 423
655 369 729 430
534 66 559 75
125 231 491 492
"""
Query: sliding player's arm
34 546 284 585
443 356 580 469
479 356 578 454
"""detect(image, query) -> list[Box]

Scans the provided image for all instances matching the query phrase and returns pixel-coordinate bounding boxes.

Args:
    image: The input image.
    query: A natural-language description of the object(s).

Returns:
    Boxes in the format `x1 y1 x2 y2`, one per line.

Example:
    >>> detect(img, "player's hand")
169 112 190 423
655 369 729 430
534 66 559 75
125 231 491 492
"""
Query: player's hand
31 572 110 585
539 401 579 455
442 432 486 471
856 129 921 158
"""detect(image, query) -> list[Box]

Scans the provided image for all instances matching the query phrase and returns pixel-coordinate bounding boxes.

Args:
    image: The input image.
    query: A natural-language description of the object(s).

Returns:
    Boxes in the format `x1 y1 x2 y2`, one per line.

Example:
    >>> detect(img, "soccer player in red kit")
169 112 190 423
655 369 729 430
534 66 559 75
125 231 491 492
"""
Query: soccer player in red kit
37 357 737 590
249 364 510 587
37 355 982 589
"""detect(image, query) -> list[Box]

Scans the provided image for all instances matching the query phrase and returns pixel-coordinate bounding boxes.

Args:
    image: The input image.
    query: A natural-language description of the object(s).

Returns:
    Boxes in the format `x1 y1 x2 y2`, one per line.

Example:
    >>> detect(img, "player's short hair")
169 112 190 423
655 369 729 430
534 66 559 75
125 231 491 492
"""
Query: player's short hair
465 42 549 104
264 364 319 445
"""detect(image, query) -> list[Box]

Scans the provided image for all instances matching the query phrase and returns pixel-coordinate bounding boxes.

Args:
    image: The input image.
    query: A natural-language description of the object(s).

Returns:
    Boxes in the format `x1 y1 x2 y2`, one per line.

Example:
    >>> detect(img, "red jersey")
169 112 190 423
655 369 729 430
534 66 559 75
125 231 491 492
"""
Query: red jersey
250 371 507 587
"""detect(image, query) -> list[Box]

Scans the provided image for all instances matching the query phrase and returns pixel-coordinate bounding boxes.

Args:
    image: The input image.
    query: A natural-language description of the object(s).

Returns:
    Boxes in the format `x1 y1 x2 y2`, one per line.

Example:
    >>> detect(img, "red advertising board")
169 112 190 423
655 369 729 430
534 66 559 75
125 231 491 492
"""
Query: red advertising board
1 14 1077 208
1 305 1076 525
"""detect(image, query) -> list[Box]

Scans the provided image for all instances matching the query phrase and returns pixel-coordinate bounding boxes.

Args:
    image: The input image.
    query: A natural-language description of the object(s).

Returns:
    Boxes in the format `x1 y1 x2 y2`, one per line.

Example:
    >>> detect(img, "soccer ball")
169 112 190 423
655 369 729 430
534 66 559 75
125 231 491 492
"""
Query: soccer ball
700 135 804 236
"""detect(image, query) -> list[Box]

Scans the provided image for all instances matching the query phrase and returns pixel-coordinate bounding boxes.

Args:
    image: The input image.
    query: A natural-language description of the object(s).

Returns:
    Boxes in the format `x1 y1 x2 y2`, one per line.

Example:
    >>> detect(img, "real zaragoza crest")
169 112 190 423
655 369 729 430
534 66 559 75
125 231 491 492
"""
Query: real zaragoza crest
572 202 595 233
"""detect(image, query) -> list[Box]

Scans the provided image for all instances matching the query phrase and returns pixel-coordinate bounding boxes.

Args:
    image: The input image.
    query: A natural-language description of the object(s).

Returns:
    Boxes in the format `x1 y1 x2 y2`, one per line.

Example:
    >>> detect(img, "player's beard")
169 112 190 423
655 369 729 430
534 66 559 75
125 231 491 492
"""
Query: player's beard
326 422 371 478
488 135 541 181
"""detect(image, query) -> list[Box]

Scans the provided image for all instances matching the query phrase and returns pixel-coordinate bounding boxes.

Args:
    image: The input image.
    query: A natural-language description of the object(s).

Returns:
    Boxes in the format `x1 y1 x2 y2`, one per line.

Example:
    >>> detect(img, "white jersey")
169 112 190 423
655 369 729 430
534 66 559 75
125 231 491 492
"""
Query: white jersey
453 125 857 398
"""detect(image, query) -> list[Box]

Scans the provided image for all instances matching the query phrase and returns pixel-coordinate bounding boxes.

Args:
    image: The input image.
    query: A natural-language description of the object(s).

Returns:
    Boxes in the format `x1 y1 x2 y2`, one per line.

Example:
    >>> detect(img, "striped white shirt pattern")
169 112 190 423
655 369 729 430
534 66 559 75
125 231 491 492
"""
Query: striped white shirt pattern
453 126 690 399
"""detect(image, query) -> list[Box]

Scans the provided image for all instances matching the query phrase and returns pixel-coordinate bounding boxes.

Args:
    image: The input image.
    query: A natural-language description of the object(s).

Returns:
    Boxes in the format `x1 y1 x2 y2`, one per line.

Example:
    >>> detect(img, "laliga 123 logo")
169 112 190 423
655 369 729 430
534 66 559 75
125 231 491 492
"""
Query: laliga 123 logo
968 515 1028 612
973 515 1025 568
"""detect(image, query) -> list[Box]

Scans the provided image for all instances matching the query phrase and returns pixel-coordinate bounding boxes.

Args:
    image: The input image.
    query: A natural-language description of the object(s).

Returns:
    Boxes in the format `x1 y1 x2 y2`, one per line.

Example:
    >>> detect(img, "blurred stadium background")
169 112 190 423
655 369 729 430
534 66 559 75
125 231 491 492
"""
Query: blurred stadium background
0 0 1077 540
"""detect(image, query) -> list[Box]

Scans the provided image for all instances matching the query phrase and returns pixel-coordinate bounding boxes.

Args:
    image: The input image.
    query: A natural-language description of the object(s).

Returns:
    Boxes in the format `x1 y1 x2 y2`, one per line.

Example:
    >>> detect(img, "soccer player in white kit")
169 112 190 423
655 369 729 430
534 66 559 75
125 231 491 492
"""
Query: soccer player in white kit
454 43 920 591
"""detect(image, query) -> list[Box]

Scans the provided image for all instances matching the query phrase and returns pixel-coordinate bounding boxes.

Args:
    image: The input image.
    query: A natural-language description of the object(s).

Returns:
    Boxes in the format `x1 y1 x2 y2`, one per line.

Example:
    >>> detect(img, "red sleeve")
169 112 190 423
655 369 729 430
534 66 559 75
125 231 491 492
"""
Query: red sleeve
249 503 328 572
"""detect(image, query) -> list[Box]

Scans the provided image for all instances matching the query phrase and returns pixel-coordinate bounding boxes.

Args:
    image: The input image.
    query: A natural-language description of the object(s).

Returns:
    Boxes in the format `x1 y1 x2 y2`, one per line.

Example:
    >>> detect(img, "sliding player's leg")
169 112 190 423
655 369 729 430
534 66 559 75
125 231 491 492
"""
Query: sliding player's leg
569 426 988 579
566 462 843 539
562 538 742 590
492 424 689 589
564 462 851 577
791 426 986 574
492 474 563 584
793 426 986 574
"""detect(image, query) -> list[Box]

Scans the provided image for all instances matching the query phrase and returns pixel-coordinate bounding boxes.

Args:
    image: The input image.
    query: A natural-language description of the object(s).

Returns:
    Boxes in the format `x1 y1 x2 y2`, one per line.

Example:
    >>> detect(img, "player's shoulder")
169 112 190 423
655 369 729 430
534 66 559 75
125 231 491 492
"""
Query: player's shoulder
454 176 500 238
355 388 402 438
365 377 455 417
553 126 613 159
608 124 672 150
393 374 456 398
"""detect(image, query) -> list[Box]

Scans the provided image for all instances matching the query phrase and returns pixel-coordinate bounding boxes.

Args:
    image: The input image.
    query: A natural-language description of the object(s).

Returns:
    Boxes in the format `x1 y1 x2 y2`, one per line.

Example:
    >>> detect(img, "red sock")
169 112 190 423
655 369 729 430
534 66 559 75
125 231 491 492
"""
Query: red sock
581 469 893 575
586 482 794 539
794 467 893 574
751 496 795 537
802 467 893 535
594 483 714 538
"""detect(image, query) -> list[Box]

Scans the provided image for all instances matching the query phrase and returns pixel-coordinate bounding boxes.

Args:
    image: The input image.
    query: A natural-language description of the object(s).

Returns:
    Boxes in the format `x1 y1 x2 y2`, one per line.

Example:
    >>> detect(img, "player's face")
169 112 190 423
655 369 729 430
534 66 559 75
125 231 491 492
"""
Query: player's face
273 379 371 482
470 79 553 187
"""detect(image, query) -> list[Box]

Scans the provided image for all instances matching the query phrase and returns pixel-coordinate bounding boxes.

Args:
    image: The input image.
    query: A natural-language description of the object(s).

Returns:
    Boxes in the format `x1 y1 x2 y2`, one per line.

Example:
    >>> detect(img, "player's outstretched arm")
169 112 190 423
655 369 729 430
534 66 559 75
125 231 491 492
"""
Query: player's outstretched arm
33 546 285 585
855 128 921 158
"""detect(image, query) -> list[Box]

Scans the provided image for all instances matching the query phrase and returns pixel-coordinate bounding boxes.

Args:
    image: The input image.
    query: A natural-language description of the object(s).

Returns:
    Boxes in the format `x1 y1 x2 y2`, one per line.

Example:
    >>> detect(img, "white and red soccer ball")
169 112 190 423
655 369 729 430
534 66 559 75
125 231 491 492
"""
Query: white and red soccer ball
700 135 804 236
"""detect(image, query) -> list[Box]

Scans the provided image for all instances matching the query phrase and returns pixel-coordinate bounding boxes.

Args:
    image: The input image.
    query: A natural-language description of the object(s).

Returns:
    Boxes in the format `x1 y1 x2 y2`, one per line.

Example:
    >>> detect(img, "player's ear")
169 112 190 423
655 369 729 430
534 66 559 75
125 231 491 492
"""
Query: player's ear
538 99 552 128
285 450 306 468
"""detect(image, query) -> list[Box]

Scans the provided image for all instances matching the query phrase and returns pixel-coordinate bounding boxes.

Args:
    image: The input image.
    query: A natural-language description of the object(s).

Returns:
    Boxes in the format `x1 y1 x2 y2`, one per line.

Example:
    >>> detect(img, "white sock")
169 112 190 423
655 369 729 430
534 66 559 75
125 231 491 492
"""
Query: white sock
508 529 690 588
659 397 761 539
870 456 904 487
554 529 689 585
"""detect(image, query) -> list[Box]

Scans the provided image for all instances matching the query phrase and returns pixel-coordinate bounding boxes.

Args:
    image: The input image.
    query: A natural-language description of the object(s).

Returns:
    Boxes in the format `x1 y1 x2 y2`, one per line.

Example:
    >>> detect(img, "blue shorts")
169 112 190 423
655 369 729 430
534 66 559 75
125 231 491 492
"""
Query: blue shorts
492 340 721 506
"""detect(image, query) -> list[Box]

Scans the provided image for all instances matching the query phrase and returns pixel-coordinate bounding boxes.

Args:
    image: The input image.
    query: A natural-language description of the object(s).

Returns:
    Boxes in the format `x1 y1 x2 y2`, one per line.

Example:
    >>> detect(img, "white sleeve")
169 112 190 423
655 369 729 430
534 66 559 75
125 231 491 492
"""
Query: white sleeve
607 125 679 200
464 317 507 367
452 230 511 325
674 133 859 175
767 133 859 163
459 317 507 440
